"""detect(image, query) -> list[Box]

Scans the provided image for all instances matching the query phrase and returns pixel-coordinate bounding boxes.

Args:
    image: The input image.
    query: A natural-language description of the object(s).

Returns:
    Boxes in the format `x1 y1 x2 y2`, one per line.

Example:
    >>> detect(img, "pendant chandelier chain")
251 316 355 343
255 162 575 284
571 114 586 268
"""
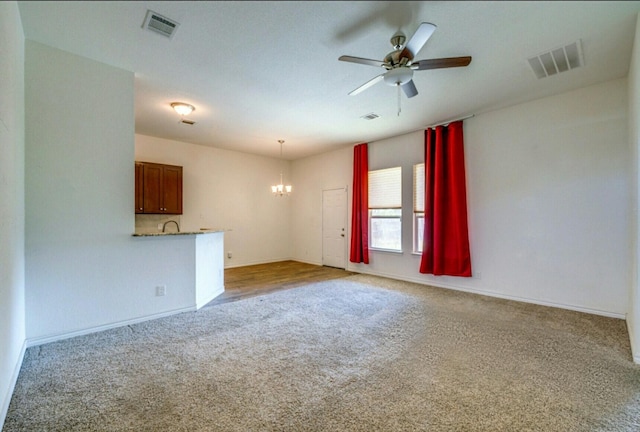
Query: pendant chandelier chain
271 139 292 197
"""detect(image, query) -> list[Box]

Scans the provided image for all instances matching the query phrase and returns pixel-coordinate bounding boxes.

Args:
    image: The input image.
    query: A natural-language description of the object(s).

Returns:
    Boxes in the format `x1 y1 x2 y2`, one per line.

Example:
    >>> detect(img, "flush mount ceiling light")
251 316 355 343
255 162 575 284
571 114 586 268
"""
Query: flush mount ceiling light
271 140 292 197
171 102 195 117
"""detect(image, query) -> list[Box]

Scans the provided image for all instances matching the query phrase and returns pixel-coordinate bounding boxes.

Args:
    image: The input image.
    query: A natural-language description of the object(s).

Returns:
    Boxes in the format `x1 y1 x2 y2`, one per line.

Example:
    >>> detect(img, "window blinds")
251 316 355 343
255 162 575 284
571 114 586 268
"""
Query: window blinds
368 167 402 209
413 163 424 212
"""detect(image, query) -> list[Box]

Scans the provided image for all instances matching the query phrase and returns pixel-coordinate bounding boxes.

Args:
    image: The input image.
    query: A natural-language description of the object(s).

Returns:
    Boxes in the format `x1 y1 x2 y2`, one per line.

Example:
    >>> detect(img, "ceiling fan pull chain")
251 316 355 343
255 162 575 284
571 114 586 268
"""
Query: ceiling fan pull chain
397 84 401 116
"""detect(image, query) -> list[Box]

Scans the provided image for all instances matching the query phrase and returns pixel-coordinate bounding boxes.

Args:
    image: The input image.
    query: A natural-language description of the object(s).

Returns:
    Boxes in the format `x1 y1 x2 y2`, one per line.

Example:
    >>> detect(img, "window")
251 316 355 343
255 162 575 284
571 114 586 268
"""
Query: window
369 167 402 251
413 163 425 253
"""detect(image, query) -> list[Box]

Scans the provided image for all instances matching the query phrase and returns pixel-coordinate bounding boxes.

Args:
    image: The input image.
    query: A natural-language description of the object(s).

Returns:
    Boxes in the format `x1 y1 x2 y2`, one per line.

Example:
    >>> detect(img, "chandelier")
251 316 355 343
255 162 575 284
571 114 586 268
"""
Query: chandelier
271 140 292 197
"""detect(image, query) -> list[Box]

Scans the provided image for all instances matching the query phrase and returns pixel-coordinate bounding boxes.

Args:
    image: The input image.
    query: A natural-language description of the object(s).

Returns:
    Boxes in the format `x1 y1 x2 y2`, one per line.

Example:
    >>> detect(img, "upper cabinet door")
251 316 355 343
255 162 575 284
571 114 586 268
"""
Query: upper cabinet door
142 163 164 213
162 165 183 214
135 163 144 213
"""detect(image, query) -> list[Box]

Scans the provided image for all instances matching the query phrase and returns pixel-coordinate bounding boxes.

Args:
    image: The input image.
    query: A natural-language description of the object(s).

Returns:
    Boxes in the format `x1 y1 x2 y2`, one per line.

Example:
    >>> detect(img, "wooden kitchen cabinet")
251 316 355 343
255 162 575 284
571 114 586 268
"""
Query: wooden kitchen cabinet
135 161 183 214
135 162 144 213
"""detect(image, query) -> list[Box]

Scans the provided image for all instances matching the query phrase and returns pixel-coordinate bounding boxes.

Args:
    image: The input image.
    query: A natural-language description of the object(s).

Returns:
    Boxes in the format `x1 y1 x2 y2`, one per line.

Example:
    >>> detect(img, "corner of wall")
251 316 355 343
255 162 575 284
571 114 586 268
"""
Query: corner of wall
0 341 27 425
628 11 640 366
0 1 26 428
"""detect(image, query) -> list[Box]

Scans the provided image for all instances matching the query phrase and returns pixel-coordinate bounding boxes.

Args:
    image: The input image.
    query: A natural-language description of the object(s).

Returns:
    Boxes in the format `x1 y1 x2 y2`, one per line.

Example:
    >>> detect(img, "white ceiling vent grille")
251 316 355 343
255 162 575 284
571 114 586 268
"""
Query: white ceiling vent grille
527 40 584 79
142 10 179 39
361 113 380 120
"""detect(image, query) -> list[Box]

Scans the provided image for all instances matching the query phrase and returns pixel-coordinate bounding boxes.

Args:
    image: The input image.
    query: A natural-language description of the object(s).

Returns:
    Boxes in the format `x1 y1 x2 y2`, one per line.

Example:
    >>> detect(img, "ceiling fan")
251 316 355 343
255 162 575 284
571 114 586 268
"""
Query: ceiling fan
339 22 471 114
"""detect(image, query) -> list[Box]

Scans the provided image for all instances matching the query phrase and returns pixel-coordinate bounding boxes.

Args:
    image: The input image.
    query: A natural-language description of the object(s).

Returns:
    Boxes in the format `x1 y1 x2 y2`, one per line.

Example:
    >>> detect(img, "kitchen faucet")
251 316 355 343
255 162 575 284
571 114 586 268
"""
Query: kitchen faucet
162 220 180 233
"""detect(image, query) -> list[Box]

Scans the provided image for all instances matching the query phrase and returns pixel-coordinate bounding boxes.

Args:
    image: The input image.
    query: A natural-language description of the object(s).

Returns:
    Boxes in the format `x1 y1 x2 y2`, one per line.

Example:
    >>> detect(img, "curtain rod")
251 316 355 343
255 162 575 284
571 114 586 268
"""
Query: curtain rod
424 114 475 129
349 113 476 148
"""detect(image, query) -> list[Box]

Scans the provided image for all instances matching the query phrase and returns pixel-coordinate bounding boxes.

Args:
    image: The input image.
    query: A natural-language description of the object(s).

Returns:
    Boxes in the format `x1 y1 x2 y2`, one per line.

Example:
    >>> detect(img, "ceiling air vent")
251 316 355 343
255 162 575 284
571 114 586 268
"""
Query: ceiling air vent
180 119 196 126
142 10 179 39
361 113 380 120
527 40 583 79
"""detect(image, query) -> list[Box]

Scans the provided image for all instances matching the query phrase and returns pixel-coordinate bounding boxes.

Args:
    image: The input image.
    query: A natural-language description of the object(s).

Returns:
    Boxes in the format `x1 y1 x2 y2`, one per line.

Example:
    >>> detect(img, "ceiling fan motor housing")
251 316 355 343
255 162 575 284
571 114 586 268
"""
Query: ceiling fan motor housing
390 32 406 50
384 67 414 86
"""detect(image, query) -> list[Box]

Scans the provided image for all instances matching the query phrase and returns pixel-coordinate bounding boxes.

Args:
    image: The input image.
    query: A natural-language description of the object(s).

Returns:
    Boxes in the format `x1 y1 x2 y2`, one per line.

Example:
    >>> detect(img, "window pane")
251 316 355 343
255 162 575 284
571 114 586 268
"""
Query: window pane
371 216 402 250
414 213 424 253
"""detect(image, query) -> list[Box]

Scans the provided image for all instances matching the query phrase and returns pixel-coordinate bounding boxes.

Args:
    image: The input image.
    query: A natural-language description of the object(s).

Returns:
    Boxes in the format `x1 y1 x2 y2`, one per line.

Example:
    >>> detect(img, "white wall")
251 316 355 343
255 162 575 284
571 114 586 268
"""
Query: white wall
294 78 630 319
195 232 225 308
135 134 292 268
24 42 203 342
290 146 353 266
629 12 640 364
463 78 629 317
0 1 25 425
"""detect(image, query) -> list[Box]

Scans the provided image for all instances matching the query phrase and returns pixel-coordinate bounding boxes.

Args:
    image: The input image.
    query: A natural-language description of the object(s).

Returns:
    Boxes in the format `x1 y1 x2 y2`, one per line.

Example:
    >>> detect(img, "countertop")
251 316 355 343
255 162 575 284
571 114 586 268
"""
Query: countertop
132 229 228 237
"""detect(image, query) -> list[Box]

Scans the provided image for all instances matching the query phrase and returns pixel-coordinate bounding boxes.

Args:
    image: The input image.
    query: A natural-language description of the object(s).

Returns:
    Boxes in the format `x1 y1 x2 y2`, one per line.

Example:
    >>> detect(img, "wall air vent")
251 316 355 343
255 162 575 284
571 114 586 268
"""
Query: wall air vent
142 10 179 39
361 113 380 120
527 40 584 79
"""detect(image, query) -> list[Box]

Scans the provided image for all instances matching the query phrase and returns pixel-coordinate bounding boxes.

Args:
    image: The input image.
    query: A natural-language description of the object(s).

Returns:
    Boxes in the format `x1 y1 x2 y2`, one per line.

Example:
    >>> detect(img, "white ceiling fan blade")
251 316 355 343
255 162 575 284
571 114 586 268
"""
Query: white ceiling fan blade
401 80 418 98
349 74 384 95
339 55 385 68
404 22 437 58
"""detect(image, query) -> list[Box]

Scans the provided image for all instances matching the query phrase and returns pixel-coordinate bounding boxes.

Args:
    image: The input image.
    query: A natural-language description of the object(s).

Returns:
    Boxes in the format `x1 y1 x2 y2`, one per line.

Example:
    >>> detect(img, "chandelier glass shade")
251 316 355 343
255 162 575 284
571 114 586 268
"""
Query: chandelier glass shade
271 173 292 196
272 140 292 197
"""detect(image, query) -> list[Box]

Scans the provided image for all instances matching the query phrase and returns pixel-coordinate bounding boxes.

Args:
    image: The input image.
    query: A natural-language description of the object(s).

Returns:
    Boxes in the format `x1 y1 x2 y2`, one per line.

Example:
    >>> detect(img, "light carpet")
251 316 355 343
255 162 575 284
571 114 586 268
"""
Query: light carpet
4 274 640 431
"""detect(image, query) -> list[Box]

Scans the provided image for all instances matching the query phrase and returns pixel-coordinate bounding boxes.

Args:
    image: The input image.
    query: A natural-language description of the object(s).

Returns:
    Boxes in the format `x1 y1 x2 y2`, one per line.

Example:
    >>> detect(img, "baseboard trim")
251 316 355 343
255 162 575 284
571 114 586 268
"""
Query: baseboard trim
1 339 27 429
226 258 329 269
628 319 640 364
26 306 196 348
349 268 626 320
224 257 294 269
196 286 225 309
292 258 324 267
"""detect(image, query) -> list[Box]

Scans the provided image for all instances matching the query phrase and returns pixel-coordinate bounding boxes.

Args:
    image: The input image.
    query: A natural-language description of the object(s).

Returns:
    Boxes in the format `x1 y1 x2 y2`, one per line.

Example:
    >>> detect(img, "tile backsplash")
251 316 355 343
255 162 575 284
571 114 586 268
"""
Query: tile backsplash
135 214 182 234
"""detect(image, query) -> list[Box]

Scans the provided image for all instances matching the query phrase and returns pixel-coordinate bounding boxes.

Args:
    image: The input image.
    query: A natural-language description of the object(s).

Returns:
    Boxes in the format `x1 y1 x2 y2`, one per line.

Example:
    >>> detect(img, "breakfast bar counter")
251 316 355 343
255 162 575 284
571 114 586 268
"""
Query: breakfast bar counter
132 228 227 237
132 229 227 309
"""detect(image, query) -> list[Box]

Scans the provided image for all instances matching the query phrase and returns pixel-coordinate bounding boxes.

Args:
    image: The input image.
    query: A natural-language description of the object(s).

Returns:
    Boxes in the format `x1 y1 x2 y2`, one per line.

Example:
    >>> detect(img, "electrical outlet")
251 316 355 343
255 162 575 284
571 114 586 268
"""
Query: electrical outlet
157 223 163 230
156 285 166 296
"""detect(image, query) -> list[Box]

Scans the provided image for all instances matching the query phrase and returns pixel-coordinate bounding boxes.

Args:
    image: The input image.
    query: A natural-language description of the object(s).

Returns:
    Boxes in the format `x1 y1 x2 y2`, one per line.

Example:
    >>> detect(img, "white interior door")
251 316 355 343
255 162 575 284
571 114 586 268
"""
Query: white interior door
322 188 347 269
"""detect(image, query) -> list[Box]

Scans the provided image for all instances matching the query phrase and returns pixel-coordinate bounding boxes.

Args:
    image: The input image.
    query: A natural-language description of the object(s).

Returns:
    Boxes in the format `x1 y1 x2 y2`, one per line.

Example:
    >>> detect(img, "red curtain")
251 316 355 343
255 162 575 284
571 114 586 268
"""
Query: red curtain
350 143 369 264
420 121 472 276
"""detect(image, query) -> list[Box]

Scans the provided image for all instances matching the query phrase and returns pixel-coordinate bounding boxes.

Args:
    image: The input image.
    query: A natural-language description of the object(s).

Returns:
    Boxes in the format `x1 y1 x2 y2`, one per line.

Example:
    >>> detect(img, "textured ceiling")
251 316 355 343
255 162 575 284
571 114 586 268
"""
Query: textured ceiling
17 1 640 160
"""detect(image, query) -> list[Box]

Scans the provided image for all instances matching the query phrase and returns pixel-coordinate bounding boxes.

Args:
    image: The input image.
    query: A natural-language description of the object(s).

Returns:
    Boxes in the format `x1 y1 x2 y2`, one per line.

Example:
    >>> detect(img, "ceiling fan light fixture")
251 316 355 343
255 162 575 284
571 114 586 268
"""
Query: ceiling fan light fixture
171 102 195 116
383 67 413 86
